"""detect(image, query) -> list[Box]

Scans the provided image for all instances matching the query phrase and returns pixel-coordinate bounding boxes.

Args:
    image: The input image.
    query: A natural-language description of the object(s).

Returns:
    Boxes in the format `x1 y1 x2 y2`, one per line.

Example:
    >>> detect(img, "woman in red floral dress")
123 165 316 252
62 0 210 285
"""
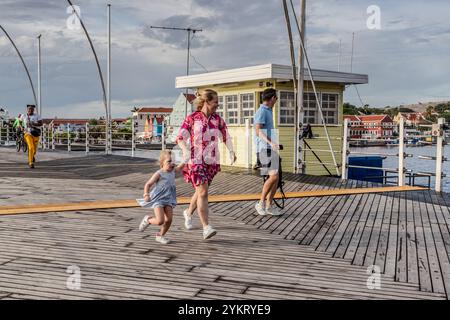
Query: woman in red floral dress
176 89 236 240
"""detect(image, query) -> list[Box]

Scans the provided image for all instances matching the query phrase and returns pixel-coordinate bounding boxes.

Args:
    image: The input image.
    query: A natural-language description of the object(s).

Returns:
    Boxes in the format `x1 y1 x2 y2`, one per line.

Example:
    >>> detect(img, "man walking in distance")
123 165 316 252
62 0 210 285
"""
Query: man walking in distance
254 88 283 216
22 105 42 169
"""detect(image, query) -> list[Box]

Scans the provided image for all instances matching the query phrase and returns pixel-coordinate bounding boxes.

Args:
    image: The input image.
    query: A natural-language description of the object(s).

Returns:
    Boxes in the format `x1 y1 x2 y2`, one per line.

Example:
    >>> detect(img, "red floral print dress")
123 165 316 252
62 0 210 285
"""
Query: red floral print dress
176 111 231 187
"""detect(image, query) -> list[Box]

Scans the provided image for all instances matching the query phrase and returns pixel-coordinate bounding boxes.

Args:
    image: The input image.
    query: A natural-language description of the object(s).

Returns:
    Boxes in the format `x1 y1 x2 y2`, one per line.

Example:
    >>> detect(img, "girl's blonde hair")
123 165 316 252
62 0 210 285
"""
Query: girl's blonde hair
194 89 218 111
159 150 172 168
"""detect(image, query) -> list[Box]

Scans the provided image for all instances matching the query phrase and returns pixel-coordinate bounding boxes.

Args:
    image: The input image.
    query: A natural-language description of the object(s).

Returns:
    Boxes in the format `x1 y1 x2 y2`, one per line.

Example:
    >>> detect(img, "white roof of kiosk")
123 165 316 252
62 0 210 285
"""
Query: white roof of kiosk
176 63 368 89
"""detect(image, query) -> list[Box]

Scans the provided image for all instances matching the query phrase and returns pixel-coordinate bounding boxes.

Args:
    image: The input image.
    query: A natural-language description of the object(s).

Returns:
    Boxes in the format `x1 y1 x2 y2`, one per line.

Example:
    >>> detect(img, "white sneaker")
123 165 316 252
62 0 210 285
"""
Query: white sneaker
183 209 193 230
203 225 217 240
139 215 151 232
254 202 267 216
266 205 283 216
155 235 171 245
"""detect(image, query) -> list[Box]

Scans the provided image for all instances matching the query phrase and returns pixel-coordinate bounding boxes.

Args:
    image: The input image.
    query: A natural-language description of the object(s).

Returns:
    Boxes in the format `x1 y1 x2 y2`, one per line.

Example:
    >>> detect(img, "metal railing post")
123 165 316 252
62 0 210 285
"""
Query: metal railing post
47 124 50 149
42 125 45 150
85 123 90 154
398 118 405 186
109 122 113 155
45 125 48 150
161 121 166 151
105 123 108 155
6 125 9 146
131 118 136 158
435 118 445 192
51 124 55 150
245 118 252 169
67 123 71 152
342 119 349 180
41 125 45 150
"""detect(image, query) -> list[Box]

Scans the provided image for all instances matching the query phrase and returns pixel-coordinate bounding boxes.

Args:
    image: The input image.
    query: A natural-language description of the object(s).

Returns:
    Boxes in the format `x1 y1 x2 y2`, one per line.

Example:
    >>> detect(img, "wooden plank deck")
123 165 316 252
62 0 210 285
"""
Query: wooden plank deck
0 149 449 299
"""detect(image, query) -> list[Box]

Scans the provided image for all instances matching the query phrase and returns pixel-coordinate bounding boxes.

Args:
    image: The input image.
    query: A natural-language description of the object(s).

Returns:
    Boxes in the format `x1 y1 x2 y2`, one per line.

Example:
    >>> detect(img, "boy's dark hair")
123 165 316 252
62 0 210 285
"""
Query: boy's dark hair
27 104 36 109
262 88 277 102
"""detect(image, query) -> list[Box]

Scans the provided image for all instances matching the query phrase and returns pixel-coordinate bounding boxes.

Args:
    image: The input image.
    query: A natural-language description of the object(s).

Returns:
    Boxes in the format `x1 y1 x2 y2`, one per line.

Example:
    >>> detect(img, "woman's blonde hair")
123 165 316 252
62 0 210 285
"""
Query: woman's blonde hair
159 150 172 168
194 89 218 111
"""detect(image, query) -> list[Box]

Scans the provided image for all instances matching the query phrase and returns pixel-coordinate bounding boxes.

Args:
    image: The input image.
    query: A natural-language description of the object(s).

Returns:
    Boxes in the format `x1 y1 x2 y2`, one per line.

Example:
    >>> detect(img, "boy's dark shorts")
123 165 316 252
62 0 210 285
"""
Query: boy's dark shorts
256 149 280 176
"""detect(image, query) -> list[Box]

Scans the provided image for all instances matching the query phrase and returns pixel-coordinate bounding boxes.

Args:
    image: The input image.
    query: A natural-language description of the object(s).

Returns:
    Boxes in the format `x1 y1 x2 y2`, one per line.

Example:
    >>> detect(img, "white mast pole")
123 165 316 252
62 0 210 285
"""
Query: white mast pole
107 4 112 154
296 0 306 174
37 35 42 116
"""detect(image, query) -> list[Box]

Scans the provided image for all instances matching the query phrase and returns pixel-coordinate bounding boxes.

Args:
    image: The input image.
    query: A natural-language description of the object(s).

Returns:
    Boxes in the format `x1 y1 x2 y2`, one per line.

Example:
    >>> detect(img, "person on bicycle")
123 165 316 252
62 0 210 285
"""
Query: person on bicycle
12 114 24 140
22 105 42 169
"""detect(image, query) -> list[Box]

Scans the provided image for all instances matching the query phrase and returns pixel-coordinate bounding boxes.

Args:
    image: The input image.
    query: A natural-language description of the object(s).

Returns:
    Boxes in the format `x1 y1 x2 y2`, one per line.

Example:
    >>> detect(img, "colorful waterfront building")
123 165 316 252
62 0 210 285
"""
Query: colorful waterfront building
176 64 368 175
394 112 433 127
344 114 394 140
132 107 173 141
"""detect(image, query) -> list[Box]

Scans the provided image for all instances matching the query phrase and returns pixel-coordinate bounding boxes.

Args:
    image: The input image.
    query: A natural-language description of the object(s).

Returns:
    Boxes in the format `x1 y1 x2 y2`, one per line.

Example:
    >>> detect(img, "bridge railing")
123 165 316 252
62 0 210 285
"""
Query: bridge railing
341 118 447 192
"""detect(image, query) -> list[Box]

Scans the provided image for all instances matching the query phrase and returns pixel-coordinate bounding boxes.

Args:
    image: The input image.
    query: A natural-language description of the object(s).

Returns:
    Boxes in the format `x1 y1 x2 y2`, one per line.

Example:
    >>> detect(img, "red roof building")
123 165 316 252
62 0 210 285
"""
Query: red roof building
135 107 173 114
344 114 394 140
395 112 432 126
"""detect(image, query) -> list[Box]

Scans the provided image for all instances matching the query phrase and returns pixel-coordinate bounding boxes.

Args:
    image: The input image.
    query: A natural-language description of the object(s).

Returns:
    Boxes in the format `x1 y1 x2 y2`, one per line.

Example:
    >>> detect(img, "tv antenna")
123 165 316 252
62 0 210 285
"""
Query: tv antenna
149 26 203 118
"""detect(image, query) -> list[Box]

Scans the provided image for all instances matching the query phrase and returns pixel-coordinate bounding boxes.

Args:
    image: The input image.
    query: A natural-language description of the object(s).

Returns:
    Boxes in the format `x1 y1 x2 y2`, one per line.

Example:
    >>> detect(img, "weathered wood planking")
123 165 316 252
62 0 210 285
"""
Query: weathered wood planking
0 151 449 299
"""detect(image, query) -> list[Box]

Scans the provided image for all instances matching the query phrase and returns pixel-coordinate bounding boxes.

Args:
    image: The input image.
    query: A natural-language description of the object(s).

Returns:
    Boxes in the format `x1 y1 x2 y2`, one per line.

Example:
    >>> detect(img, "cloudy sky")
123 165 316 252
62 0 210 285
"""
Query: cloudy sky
0 0 449 118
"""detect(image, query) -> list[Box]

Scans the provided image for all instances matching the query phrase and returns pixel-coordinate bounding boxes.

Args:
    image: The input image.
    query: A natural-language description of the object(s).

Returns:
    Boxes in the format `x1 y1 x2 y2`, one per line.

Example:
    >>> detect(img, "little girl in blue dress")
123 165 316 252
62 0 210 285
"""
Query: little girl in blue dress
137 150 185 244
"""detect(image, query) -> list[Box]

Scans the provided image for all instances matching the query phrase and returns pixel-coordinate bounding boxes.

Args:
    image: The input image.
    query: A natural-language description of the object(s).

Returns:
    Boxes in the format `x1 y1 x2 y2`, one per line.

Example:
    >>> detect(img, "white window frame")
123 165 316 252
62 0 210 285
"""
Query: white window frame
278 90 296 126
303 92 319 125
240 92 255 125
320 92 340 125
225 94 239 126
217 95 225 120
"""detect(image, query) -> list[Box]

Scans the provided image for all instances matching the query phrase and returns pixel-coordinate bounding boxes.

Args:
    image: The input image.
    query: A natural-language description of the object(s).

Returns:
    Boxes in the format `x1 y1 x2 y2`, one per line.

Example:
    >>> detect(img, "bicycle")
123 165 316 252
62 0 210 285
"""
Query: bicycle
16 130 27 153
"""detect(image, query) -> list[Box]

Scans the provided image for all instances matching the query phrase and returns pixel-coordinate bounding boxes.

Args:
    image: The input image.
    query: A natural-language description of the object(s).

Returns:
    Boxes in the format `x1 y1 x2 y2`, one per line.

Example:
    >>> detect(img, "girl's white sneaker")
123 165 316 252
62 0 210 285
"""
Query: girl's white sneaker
139 215 151 232
203 225 217 240
155 235 171 244
183 209 193 230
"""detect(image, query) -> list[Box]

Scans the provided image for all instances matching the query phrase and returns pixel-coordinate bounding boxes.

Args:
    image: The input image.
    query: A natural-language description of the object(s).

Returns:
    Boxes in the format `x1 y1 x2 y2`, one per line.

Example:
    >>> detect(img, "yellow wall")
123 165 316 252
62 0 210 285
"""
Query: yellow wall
198 80 344 176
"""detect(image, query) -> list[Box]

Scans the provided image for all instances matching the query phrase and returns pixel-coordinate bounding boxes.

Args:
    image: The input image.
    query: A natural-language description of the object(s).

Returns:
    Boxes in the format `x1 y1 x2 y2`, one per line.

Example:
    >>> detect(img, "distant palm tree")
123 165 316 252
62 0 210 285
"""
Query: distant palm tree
131 107 139 113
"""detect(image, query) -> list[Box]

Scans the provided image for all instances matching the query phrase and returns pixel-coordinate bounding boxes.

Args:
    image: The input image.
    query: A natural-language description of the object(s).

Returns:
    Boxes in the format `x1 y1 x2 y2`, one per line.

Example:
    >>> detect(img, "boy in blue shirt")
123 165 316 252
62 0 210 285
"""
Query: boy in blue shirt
254 88 283 216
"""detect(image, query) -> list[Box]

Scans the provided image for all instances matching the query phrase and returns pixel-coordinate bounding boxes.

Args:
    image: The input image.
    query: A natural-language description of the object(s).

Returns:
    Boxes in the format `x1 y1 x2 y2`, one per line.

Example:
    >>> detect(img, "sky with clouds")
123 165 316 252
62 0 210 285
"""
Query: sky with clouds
0 0 449 119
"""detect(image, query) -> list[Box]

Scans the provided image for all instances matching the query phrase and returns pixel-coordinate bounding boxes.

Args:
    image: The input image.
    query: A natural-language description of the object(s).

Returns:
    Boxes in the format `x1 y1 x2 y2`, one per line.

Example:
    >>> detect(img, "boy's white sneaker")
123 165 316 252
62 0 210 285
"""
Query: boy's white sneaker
266 205 283 216
139 215 151 232
203 225 217 240
155 235 171 245
254 202 267 216
183 209 193 230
